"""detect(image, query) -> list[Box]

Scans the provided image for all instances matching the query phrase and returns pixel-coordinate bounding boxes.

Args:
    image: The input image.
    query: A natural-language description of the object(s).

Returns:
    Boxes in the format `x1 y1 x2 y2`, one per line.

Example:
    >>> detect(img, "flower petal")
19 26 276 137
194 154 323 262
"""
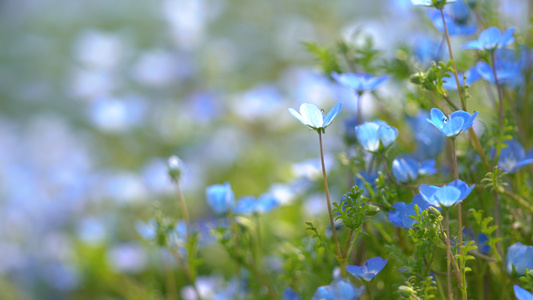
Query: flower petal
427 108 446 130
433 186 462 207
289 108 312 127
478 27 501 50
300 103 324 129
355 122 380 152
499 27 515 48
441 116 464 137
378 125 399 148
323 102 343 128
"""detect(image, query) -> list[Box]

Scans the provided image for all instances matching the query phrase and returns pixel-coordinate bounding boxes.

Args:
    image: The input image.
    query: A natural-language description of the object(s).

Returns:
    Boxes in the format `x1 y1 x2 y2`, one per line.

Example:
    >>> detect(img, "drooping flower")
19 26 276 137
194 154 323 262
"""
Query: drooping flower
233 193 279 215
514 285 533 300
355 120 399 153
389 194 437 228
392 156 436 183
426 108 478 139
496 139 533 174
346 257 388 282
419 179 474 207
206 183 235 215
462 27 515 51
288 103 342 133
331 72 388 93
312 279 365 300
506 242 533 275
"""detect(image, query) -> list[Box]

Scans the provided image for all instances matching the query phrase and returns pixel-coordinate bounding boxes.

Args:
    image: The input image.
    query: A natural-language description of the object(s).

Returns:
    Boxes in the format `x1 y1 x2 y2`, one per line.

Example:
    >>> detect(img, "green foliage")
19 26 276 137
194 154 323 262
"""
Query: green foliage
397 276 437 300
337 29 382 73
519 269 533 292
332 185 379 231
456 240 477 274
373 172 396 208
481 167 509 194
303 42 341 76
469 209 502 261
410 61 454 97
409 206 446 250
305 221 328 250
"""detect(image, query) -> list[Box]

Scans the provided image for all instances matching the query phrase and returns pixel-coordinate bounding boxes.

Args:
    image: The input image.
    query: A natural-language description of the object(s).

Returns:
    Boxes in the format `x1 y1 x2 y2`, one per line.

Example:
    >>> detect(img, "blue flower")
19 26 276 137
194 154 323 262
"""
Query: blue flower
347 257 388 282
446 0 471 23
355 171 379 197
283 287 302 300
426 108 478 139
462 229 490 255
475 59 522 87
289 102 343 133
312 279 364 300
462 27 515 51
355 120 399 153
206 182 235 215
409 111 445 159
233 193 279 215
331 72 388 93
392 156 437 183
514 285 533 300
496 139 533 174
411 0 456 8
442 68 481 90
506 242 533 275
419 179 474 207
389 194 437 228
427 9 476 36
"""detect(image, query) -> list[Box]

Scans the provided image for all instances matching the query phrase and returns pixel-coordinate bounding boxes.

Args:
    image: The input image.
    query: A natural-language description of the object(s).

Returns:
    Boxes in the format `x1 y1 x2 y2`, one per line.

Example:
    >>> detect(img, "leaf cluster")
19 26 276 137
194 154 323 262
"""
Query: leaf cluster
409 207 446 250
469 209 502 261
396 276 436 300
332 185 379 231
410 61 454 97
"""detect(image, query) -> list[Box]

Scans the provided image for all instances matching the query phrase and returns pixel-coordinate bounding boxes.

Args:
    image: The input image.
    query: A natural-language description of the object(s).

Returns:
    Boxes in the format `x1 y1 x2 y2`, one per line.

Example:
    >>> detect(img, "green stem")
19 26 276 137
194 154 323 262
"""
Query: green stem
318 132 343 266
490 51 505 128
451 140 466 300
445 212 453 300
356 91 363 126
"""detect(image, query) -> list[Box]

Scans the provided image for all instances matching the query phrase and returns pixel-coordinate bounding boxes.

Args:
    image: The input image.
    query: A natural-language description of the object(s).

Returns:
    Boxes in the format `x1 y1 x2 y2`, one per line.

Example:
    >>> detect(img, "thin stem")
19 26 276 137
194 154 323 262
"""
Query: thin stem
177 182 191 236
356 92 363 126
367 283 375 300
255 213 263 262
442 94 460 111
342 229 355 258
490 51 504 128
318 132 343 260
160 251 178 300
445 212 453 300
170 250 203 300
493 191 503 258
440 9 466 110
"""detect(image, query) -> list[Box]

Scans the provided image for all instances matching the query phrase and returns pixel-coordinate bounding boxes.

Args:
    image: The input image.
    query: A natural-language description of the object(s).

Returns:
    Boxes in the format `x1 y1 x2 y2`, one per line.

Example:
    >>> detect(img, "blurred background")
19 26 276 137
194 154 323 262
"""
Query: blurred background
0 0 528 299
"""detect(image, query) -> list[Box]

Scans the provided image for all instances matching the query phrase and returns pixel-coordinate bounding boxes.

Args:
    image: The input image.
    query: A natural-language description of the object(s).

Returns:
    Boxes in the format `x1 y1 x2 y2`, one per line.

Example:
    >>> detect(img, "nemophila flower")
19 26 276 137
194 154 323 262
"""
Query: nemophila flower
392 156 437 183
206 182 235 215
389 194 437 228
426 108 478 139
288 102 342 133
331 72 388 93
412 37 444 65
475 59 522 86
419 179 474 207
446 0 471 23
355 171 379 197
411 0 456 8
167 155 185 182
506 242 533 275
427 9 476 36
283 287 302 300
514 285 533 300
312 279 365 300
409 111 445 159
347 257 388 282
494 139 533 173
462 27 515 51
233 193 279 215
355 120 399 153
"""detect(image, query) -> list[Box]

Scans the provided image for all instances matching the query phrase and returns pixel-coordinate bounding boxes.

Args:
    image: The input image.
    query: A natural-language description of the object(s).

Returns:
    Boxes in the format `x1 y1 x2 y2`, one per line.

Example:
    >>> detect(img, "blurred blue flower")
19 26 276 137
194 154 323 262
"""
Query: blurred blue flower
289 102 343 133
496 139 533 173
446 0 471 23
233 193 279 215
475 59 522 86
392 156 436 183
506 242 533 275
412 37 444 66
419 179 474 207
347 257 388 282
312 279 364 300
462 27 515 51
206 183 235 215
426 108 478 139
389 194 437 228
442 68 481 90
355 171 379 197
355 120 399 153
409 111 445 159
427 9 476 36
514 285 533 300
462 229 490 254
331 72 388 93
283 287 302 300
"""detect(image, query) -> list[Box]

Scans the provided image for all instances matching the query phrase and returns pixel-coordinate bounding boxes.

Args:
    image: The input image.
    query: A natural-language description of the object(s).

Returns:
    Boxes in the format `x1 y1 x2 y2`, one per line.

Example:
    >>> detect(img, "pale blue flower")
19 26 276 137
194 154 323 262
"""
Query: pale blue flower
514 285 533 300
426 108 478 139
347 257 388 282
428 9 476 36
419 179 474 207
355 120 399 153
389 194 437 228
497 139 533 174
392 156 436 183
206 183 235 215
289 103 342 133
462 27 515 51
331 72 388 93
411 0 456 7
506 242 533 275
312 279 364 300
233 193 279 215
